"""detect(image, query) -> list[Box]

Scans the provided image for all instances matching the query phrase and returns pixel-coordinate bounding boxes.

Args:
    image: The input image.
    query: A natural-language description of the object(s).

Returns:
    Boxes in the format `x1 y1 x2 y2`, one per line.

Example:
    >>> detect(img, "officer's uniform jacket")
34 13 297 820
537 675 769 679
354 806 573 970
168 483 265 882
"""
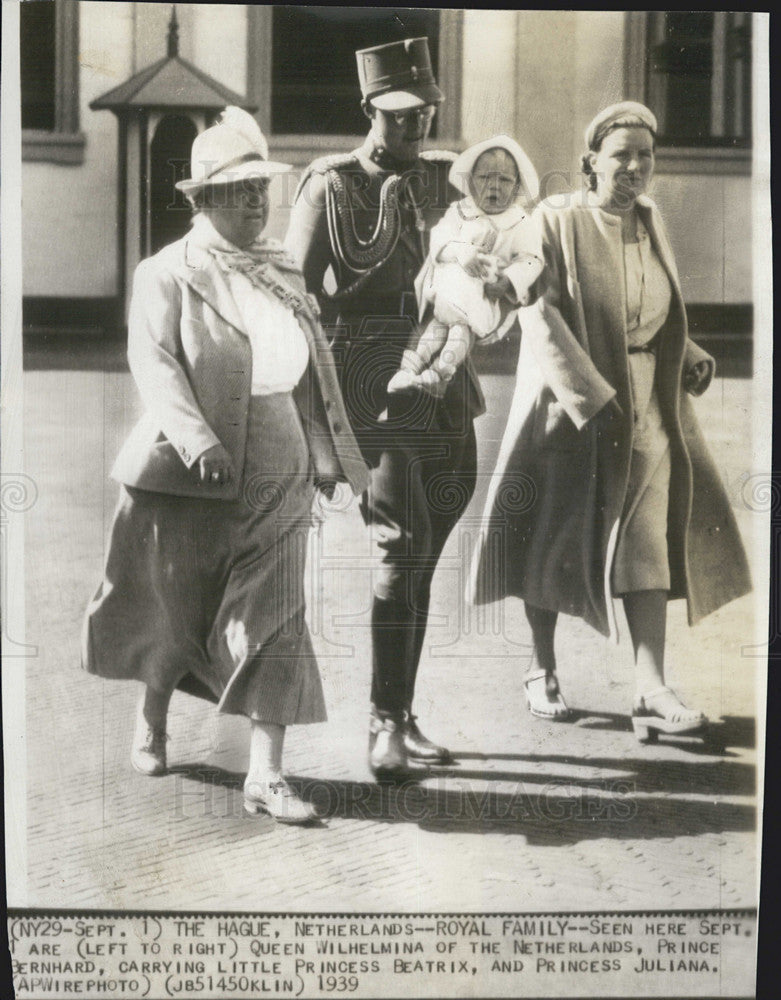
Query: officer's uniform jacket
285 135 487 436
111 234 369 500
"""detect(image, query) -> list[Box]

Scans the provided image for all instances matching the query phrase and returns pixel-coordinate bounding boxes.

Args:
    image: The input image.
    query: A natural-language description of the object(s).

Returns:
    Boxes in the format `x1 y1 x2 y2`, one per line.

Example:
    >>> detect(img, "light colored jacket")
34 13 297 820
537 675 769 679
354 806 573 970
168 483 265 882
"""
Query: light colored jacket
111 235 369 500
469 194 751 637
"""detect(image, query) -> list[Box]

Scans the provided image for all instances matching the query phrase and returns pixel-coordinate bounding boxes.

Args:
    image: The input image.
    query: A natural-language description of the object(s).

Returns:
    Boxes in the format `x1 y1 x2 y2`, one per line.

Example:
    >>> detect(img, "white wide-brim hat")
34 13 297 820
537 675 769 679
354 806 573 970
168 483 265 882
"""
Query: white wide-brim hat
449 134 540 202
176 106 291 195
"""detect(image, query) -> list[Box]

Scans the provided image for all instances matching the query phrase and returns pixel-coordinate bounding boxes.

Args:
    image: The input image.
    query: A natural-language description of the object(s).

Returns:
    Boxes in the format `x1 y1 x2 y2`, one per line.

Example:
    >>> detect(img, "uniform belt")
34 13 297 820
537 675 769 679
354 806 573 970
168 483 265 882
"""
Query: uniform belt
340 291 418 319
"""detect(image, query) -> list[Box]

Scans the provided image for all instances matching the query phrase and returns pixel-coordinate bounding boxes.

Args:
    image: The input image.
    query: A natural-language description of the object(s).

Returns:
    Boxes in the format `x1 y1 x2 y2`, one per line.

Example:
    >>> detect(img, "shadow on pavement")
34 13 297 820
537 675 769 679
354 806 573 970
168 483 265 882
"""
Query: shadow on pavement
561 711 755 749
169 749 755 846
438 754 755 797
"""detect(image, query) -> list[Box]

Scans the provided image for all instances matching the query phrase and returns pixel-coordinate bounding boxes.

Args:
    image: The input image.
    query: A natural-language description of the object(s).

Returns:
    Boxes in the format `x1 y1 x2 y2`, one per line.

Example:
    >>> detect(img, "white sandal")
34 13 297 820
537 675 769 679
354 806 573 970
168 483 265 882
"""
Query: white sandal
523 669 571 721
632 686 707 743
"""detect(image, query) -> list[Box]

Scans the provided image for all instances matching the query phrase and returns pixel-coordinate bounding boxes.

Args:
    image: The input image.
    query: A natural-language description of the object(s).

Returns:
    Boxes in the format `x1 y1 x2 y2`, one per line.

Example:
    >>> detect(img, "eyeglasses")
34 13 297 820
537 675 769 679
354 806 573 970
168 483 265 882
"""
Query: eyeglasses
386 105 437 127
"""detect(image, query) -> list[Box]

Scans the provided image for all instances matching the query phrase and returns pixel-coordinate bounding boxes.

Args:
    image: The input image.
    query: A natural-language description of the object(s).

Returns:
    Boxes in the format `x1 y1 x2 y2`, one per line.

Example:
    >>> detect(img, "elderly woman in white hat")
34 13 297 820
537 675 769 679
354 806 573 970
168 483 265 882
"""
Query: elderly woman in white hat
469 102 750 741
83 108 368 823
388 133 543 393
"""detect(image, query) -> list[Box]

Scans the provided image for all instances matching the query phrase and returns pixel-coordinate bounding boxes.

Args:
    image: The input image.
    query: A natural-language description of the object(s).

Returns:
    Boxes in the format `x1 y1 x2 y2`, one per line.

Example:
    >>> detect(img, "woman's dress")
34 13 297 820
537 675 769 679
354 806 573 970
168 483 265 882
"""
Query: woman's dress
83 217 326 723
611 213 673 594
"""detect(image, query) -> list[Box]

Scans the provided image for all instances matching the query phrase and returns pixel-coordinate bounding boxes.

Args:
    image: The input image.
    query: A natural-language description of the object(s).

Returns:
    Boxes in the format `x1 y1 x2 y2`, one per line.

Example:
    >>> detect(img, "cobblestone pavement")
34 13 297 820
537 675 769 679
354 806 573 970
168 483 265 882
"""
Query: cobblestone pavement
17 350 760 912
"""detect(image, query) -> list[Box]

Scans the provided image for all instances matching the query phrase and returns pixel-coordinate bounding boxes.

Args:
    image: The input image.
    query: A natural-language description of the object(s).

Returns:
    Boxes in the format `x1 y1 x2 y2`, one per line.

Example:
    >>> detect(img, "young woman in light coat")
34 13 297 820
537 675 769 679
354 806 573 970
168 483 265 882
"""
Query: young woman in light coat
469 102 751 741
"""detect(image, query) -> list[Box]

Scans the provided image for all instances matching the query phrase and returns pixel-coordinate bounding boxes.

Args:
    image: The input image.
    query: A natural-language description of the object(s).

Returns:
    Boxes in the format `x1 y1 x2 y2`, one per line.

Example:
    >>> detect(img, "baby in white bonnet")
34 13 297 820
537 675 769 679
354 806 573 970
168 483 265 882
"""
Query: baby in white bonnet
388 134 543 393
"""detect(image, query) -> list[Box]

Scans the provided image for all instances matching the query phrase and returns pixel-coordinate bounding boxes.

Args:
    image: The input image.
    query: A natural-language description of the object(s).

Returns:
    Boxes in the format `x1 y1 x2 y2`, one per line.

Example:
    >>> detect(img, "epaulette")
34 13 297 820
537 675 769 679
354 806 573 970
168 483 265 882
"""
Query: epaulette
294 152 360 202
420 149 458 164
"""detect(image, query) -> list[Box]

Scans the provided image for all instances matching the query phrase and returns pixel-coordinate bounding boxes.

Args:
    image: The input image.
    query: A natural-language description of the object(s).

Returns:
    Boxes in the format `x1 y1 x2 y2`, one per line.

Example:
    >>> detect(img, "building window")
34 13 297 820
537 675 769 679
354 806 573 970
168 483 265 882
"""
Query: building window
624 11 751 172
646 12 751 147
21 0 56 130
248 5 462 159
271 7 440 136
21 0 85 164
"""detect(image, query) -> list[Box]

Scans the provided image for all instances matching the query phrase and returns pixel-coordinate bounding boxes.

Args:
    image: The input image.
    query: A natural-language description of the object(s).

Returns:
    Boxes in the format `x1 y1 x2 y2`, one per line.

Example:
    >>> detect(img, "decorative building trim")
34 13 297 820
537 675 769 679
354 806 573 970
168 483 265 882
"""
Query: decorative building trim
654 147 751 175
56 0 79 133
22 297 752 380
22 297 122 336
436 10 463 142
623 11 647 103
686 303 753 338
21 130 86 164
247 5 273 135
473 303 753 378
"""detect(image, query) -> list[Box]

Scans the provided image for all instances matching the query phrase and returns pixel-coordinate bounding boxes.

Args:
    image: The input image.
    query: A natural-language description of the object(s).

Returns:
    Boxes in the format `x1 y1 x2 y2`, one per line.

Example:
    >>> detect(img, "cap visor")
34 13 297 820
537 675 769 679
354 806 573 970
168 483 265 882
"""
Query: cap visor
370 84 443 112
176 159 292 193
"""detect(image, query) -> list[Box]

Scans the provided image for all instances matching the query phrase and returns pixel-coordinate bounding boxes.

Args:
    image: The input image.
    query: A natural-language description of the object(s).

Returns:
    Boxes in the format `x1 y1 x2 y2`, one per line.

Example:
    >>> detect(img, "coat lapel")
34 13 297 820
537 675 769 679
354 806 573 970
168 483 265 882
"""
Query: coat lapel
583 201 625 329
636 197 686 317
568 202 627 383
180 239 247 337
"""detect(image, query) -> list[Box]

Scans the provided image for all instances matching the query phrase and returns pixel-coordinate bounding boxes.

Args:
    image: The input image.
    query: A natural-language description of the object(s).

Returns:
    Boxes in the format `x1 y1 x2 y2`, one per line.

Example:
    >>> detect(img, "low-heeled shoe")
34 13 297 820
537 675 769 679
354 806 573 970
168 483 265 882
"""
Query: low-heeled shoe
368 713 410 779
403 713 452 763
243 778 319 825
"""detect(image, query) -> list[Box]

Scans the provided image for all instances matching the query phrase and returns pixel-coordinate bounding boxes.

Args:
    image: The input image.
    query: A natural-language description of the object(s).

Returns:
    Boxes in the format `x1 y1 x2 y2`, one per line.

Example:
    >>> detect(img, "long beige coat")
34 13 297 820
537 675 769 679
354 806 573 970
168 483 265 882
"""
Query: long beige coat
469 195 751 637
111 235 369 500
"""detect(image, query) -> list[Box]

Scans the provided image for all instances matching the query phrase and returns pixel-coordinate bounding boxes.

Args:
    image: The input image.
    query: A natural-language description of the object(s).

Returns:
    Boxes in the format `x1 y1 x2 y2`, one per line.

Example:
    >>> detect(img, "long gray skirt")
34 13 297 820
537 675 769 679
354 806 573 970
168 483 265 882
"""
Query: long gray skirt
82 394 326 724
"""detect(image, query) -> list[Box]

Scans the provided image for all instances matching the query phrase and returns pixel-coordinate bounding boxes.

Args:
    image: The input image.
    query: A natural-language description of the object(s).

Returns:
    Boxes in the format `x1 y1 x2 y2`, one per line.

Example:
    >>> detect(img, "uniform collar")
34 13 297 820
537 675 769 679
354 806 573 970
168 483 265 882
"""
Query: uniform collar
359 133 421 174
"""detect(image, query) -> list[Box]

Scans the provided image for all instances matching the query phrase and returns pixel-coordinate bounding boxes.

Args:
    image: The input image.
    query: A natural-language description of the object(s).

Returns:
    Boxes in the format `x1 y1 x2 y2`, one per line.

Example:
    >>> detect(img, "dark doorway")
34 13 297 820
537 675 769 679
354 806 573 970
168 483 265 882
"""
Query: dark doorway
150 115 198 254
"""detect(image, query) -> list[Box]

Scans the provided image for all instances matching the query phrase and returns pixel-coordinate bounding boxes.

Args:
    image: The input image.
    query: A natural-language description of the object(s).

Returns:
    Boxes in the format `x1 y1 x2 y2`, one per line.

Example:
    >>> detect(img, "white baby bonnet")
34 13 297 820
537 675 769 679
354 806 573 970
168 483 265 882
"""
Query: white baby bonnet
449 134 540 202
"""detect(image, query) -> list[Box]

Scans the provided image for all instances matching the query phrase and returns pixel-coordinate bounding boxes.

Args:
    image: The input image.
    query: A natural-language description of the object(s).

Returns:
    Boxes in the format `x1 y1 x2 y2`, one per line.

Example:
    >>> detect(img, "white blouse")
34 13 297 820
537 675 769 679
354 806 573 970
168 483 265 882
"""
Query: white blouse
622 218 672 348
192 215 310 395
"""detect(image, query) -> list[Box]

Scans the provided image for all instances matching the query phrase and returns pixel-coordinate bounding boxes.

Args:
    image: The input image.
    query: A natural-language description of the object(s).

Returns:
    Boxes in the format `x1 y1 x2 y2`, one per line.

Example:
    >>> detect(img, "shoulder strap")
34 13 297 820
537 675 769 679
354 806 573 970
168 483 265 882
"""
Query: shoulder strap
420 149 457 164
294 152 360 203
324 169 402 269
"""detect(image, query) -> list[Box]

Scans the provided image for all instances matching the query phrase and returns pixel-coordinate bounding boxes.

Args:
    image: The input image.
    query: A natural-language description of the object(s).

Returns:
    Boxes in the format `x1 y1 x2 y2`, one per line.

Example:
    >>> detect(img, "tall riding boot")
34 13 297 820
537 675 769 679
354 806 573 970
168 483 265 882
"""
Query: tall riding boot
402 583 452 764
368 596 411 779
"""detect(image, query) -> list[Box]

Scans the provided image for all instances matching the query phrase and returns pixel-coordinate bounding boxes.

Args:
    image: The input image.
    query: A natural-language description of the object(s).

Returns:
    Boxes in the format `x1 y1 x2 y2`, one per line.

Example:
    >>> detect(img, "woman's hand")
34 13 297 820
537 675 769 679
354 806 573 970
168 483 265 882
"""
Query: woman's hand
197 443 234 487
684 360 711 396
484 274 513 301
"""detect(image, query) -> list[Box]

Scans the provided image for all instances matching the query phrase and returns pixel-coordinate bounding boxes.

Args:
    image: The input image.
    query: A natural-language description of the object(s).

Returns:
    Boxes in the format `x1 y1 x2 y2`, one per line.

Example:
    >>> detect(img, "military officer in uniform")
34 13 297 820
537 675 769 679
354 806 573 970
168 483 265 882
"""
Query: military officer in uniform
286 38 490 778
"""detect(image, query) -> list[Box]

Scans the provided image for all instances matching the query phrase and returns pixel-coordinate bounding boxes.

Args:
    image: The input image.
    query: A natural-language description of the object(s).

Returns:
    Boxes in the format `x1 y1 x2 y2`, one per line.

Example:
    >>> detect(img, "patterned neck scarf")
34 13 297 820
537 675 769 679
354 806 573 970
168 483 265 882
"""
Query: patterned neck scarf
192 214 318 320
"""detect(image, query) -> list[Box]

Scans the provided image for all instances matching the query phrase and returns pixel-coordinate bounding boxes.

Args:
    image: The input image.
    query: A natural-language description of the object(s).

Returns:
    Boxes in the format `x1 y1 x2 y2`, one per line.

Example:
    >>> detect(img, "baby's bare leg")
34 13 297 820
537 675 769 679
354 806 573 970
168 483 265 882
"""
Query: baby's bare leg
431 323 473 380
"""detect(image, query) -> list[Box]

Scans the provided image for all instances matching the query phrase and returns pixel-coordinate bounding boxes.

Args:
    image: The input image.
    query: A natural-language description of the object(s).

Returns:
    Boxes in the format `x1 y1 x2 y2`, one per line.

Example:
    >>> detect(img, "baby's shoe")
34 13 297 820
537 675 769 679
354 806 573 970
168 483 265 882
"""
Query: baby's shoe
413 368 447 399
388 349 428 394
418 369 444 389
387 369 418 394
